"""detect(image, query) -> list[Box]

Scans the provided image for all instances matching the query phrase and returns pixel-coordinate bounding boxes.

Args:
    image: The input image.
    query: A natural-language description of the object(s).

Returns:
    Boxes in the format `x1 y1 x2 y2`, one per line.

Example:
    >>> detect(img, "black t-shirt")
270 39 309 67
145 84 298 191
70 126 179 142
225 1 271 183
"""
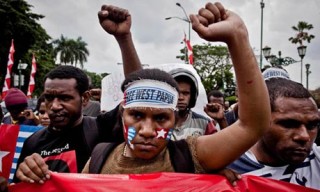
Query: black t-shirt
13 122 90 182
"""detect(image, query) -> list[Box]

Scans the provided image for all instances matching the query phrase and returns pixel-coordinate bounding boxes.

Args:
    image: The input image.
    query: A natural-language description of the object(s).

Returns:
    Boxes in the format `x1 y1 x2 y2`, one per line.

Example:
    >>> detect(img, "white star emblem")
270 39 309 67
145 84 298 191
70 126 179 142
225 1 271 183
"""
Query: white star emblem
0 151 10 172
157 129 166 139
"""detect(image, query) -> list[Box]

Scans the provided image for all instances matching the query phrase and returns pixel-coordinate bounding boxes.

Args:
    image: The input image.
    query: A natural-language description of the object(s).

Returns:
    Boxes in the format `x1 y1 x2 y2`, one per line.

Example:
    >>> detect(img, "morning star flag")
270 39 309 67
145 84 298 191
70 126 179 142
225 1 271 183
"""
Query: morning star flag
0 124 41 182
27 54 37 98
2 39 15 98
8 172 320 192
183 33 193 65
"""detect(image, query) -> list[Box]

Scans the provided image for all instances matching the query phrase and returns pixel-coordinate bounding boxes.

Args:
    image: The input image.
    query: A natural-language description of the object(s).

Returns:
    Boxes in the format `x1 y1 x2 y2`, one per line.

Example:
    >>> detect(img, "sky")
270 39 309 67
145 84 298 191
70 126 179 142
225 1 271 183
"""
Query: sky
27 0 320 90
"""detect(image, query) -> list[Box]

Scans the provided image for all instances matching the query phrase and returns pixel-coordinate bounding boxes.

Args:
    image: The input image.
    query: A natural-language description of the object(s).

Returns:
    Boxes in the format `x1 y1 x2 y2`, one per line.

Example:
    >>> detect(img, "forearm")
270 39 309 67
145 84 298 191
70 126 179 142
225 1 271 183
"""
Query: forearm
228 32 270 137
115 33 142 78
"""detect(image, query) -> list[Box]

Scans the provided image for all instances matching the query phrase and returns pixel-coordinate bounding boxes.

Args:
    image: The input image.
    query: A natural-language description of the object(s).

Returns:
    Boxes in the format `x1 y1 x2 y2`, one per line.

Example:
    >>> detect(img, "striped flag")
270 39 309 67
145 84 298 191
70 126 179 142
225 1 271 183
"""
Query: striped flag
27 54 37 98
0 124 42 182
2 39 15 98
183 33 193 65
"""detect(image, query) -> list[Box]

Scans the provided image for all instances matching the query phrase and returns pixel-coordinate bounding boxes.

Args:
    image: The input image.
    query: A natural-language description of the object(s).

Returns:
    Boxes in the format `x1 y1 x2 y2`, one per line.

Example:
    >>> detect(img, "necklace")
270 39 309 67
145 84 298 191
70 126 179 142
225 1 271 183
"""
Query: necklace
123 144 127 156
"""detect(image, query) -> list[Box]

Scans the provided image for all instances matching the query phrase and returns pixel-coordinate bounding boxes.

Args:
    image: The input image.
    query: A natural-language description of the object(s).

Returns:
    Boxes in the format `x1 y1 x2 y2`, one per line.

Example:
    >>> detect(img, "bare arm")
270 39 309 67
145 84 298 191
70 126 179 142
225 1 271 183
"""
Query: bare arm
192 2 271 171
98 5 142 77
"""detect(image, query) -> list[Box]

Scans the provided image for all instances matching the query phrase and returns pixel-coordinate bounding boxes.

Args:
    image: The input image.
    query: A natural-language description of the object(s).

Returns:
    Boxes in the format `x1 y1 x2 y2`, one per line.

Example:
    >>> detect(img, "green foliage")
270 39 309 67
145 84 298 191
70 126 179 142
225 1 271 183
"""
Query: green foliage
177 43 235 93
84 70 107 89
0 0 55 96
52 35 89 69
288 21 315 45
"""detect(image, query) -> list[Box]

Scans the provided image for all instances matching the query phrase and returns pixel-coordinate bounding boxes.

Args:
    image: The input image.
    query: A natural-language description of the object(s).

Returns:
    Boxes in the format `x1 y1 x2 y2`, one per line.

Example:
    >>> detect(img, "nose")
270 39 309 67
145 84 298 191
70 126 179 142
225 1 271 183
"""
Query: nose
50 98 63 111
178 93 184 100
293 125 311 144
138 118 156 138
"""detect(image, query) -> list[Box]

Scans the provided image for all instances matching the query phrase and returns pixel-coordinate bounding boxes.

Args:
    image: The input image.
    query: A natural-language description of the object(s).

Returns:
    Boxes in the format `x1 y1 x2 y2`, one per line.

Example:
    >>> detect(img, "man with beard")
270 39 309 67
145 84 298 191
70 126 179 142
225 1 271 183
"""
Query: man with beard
10 5 142 184
228 77 320 190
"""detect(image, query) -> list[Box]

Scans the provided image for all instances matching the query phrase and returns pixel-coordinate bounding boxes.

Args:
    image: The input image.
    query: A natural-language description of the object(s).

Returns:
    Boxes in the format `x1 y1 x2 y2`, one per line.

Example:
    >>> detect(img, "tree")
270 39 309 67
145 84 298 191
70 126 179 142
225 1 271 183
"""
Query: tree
177 43 235 93
0 0 55 96
288 21 315 45
52 35 89 69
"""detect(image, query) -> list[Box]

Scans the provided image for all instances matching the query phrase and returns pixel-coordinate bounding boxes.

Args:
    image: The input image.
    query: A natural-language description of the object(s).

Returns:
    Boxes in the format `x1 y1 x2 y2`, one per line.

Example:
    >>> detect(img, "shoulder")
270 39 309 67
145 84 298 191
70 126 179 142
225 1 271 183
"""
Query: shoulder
190 111 210 121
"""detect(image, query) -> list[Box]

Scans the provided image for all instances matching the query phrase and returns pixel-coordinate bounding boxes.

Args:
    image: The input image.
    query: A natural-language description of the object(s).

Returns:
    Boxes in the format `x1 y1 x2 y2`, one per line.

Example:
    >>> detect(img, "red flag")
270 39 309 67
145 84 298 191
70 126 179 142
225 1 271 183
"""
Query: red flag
27 54 37 98
2 39 15 98
183 33 193 65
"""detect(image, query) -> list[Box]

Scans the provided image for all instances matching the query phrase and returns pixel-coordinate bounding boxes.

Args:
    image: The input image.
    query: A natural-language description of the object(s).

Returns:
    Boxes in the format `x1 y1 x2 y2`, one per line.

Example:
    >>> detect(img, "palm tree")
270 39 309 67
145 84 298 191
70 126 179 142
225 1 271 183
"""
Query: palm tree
52 35 89 68
288 21 315 45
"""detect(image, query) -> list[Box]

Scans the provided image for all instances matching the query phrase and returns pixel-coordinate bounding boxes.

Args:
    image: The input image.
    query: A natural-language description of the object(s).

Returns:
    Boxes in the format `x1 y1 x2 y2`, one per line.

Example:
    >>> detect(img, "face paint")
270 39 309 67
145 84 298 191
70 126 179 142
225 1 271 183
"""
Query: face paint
155 127 173 140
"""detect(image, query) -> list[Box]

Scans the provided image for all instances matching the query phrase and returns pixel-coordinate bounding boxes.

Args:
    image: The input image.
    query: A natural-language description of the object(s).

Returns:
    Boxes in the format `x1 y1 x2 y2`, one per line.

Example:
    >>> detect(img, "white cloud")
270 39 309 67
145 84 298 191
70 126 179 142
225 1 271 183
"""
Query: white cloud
28 0 320 89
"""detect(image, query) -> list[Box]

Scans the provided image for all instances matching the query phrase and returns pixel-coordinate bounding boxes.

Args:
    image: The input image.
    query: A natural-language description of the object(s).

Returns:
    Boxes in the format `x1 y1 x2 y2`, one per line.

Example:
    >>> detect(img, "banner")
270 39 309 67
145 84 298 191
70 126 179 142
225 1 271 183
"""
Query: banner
0 125 42 182
8 172 319 192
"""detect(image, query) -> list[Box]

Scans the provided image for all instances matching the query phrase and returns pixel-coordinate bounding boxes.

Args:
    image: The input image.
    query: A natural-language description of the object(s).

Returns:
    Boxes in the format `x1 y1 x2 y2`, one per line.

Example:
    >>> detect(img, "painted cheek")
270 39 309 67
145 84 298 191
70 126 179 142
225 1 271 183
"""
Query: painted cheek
155 127 173 140
123 124 137 149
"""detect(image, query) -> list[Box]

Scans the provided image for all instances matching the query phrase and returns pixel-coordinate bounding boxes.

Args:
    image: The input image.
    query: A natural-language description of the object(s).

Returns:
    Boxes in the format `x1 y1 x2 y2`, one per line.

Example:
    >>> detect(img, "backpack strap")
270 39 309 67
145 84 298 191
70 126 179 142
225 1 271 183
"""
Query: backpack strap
82 116 99 152
167 140 195 173
89 142 118 173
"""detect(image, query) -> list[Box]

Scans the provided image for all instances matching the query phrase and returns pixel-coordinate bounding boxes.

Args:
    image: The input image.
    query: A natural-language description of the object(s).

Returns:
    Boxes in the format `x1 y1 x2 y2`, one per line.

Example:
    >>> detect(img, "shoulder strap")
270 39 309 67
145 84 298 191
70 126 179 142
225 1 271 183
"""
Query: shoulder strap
167 140 195 173
89 142 118 173
82 116 99 152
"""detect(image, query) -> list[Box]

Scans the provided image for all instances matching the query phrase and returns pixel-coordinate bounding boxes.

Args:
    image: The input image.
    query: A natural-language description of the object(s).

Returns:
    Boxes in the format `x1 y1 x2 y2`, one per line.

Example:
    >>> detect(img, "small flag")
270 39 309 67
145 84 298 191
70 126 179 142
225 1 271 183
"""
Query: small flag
27 54 37 98
2 39 15 98
183 33 193 65
0 124 42 182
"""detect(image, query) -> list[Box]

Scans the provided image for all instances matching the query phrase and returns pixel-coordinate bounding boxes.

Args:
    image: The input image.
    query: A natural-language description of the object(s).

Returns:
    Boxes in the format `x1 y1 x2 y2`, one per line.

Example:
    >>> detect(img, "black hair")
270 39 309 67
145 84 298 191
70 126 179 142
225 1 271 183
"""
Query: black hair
44 65 89 95
35 94 46 111
121 68 179 92
207 90 225 103
266 78 312 112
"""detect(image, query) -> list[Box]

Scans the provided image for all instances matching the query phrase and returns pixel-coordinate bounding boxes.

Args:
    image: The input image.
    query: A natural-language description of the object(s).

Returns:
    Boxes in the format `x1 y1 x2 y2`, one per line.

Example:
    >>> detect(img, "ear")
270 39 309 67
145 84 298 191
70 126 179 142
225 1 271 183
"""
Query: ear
81 91 90 107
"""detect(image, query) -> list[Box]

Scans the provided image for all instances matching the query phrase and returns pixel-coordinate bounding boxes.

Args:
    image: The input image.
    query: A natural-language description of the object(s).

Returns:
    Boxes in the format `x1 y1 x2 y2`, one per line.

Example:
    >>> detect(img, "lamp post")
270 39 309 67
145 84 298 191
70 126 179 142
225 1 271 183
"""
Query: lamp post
297 45 307 84
17 60 28 90
165 2 191 41
305 63 311 89
262 46 298 67
259 0 265 69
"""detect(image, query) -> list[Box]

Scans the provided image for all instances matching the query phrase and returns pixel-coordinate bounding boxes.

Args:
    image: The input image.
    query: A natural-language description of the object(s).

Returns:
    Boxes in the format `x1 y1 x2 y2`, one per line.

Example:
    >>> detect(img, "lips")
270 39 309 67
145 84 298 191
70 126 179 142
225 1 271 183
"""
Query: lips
135 143 157 151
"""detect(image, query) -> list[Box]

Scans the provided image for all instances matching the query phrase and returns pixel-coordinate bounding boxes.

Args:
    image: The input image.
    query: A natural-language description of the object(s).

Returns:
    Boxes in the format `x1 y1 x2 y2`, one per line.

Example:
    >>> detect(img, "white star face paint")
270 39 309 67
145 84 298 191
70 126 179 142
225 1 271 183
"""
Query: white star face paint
155 127 173 140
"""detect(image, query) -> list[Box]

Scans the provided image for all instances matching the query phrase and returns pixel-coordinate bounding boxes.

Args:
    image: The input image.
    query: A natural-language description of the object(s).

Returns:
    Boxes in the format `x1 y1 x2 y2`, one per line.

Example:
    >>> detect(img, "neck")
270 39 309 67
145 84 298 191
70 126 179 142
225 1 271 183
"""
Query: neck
251 141 286 166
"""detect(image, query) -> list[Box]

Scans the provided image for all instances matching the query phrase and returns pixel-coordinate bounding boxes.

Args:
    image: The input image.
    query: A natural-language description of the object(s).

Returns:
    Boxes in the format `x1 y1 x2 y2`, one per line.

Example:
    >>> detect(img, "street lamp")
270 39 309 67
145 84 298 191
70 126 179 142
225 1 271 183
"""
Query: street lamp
17 60 28 90
165 2 191 41
305 63 311 89
259 0 265 69
297 45 307 84
262 46 298 67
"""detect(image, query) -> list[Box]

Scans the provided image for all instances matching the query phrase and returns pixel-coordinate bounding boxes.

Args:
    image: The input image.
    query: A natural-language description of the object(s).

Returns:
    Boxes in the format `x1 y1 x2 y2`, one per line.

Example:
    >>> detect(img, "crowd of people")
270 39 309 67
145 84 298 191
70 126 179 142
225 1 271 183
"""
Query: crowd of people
0 1 319 191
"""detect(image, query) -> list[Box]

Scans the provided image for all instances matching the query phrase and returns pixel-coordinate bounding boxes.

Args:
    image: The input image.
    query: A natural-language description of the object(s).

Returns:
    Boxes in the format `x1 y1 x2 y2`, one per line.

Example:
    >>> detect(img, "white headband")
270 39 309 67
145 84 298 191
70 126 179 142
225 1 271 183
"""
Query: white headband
123 79 178 110
263 68 290 80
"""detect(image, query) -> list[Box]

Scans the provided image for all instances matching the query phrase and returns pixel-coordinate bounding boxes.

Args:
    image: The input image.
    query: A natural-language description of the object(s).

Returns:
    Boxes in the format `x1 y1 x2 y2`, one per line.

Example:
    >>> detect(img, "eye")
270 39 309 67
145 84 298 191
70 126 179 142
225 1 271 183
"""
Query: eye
129 111 144 120
277 120 300 129
154 114 169 123
306 121 320 130
39 110 46 115
44 94 54 102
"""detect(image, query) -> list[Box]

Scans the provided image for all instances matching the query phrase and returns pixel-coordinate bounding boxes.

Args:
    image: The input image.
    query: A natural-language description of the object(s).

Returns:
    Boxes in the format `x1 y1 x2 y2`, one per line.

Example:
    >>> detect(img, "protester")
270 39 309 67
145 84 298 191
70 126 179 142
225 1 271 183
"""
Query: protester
168 68 217 140
10 4 142 185
228 77 320 190
1 88 38 125
34 94 50 127
205 89 228 129
81 1 270 183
